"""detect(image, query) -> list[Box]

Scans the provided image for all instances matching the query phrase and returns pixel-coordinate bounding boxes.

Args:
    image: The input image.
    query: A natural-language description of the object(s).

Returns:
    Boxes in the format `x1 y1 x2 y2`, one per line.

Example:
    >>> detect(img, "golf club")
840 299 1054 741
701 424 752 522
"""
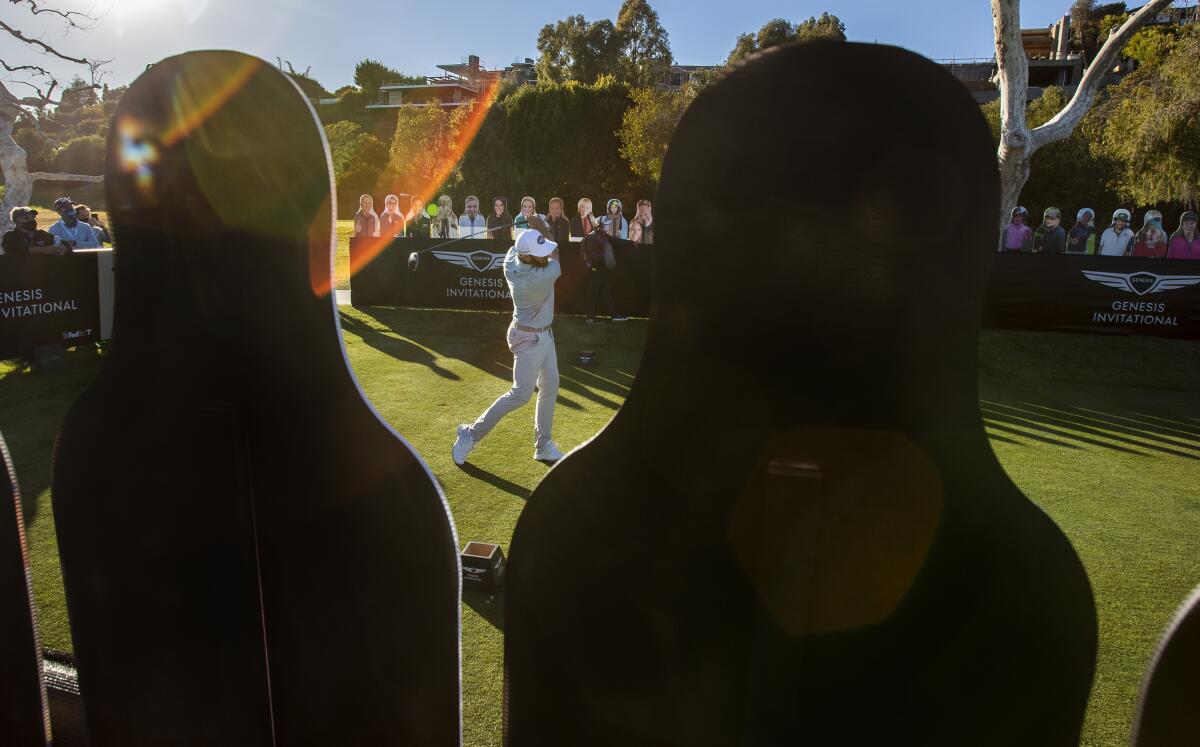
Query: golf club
408 222 518 271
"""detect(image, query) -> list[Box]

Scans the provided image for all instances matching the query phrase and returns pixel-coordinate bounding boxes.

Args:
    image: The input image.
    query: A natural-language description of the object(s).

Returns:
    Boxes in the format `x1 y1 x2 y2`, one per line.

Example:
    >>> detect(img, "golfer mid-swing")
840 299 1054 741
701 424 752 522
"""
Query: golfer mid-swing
453 228 563 465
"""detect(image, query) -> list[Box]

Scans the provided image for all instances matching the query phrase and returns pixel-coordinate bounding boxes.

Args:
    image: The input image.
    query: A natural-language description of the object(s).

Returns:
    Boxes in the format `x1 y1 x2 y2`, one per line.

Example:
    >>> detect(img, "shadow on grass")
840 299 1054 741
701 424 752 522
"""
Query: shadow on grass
354 307 643 413
458 463 531 501
464 589 504 631
0 348 103 524
981 399 1200 460
338 311 461 381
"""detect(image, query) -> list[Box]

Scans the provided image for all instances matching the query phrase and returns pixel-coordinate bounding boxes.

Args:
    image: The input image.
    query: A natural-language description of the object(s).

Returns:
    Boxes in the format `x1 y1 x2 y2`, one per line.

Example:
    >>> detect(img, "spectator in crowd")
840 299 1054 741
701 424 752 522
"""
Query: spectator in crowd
999 206 1033 252
1099 209 1135 256
354 194 380 237
379 194 407 237
514 196 543 233
1168 211 1200 260
571 198 596 241
582 227 618 324
545 197 571 246
598 198 628 239
48 197 100 249
628 199 654 244
74 205 110 244
488 196 512 241
433 195 459 239
1131 221 1168 258
1138 209 1165 245
1 207 62 256
408 195 432 238
1066 208 1096 255
1033 207 1066 253
459 195 488 239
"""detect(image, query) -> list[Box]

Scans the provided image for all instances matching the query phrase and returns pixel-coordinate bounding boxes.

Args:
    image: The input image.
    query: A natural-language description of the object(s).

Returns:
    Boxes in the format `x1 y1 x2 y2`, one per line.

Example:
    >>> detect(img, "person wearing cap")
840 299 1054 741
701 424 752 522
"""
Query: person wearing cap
1099 209 1135 256
1033 207 1066 254
1168 211 1200 260
2 207 61 256
74 205 111 244
1131 221 1168 258
1136 209 1166 246
453 227 564 465
379 194 407 237
1066 208 1096 255
999 206 1033 252
47 197 100 249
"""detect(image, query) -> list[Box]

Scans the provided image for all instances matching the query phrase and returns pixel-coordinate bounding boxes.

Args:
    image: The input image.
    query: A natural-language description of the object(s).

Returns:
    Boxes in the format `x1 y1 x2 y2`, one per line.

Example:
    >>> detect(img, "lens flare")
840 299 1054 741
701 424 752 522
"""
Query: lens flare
346 78 503 283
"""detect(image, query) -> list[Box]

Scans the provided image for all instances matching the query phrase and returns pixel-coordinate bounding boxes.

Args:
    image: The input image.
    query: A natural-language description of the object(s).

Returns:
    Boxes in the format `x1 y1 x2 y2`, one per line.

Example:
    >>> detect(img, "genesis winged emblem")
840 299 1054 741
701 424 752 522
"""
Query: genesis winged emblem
1081 270 1200 296
431 250 507 273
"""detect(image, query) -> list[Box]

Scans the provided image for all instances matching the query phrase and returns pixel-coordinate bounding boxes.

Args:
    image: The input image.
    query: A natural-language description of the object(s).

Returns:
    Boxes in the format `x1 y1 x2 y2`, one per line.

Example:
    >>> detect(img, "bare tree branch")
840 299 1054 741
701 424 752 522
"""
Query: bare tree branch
7 0 102 31
0 59 53 79
1031 0 1175 149
0 19 109 82
29 171 103 182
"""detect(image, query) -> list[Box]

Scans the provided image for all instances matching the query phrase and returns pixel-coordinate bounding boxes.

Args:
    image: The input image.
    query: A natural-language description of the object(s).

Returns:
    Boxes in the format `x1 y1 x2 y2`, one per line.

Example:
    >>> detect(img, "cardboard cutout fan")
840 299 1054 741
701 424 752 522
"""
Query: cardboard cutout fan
0 434 49 745
503 42 1097 746
52 51 461 745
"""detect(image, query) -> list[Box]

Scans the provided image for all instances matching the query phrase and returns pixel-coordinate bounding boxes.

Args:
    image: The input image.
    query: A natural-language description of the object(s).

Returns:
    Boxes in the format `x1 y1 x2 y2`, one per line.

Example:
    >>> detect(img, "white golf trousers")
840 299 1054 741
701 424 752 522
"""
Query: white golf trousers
467 324 559 449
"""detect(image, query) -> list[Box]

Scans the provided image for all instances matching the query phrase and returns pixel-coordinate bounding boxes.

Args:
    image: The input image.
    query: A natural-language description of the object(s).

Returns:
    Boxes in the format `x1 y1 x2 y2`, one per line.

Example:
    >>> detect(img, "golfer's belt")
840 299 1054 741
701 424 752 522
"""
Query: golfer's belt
516 324 552 333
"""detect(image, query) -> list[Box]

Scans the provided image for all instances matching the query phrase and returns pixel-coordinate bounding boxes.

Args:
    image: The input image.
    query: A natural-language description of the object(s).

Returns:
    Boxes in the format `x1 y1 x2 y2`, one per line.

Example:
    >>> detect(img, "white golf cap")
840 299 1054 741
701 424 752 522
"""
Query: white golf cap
516 228 557 257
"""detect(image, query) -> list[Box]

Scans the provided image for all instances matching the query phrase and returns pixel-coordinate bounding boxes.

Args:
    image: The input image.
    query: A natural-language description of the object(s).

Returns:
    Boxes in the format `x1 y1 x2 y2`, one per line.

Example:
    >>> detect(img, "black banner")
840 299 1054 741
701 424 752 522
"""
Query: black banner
0 253 101 358
351 239 1200 339
983 255 1200 338
349 237 653 317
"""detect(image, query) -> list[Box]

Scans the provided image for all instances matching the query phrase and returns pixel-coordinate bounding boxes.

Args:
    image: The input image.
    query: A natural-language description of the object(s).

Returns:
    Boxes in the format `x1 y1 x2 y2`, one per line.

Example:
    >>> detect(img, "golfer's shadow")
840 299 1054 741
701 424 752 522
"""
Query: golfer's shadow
338 311 460 381
458 462 531 500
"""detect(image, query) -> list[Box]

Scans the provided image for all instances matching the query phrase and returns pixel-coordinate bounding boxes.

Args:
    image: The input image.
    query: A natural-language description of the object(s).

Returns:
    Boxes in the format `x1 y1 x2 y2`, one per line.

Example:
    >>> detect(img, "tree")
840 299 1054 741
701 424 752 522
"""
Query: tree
794 12 847 43
618 84 699 184
1 2 108 230
1091 25 1200 208
726 13 846 64
616 0 674 87
458 78 641 206
1069 1 1129 60
382 102 474 200
535 15 622 84
325 121 388 217
990 0 1173 228
980 87 1120 221
354 59 423 102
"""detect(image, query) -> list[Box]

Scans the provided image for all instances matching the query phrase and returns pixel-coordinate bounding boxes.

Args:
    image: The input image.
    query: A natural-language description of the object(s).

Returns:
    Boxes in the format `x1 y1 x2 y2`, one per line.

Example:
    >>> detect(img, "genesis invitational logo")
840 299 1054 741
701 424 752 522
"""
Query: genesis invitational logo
432 249 512 301
1082 270 1200 296
1082 270 1200 329
432 249 506 273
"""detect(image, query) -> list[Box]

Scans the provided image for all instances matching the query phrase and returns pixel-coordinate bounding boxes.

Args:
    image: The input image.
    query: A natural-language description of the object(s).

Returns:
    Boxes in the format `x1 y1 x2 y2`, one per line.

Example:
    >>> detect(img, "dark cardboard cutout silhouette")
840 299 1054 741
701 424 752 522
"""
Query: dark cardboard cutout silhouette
1 435 49 745
52 51 461 745
504 42 1097 746
1133 586 1200 746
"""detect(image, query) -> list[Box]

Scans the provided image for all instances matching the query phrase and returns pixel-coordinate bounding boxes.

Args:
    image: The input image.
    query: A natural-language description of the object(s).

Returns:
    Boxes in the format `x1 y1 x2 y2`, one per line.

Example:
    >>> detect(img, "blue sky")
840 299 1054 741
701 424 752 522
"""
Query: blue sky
4 0 1129 92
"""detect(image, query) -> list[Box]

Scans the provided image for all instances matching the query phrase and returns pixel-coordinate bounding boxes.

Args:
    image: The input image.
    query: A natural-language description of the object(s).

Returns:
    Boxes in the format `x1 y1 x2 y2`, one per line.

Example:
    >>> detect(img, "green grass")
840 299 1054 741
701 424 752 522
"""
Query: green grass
3 317 1198 747
335 219 353 290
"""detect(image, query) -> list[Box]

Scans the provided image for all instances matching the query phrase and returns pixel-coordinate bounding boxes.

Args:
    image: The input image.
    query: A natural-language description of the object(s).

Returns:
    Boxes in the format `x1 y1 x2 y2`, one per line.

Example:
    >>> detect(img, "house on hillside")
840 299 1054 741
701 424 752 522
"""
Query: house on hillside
944 4 1198 104
366 55 537 110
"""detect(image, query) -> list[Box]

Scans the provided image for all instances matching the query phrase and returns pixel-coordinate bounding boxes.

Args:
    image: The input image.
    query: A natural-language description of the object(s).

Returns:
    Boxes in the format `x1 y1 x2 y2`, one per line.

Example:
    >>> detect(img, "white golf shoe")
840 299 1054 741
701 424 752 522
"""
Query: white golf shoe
452 424 475 465
534 441 564 462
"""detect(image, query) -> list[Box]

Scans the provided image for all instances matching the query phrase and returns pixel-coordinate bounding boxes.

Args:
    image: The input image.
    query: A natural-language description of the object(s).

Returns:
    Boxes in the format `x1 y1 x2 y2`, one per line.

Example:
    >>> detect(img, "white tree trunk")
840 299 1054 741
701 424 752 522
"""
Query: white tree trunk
1 82 104 232
991 0 1174 229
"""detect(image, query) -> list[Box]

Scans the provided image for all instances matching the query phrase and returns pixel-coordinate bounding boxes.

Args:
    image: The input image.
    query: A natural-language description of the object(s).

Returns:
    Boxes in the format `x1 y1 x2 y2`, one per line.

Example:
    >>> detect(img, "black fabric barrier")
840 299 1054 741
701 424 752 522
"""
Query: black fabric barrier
983 255 1200 339
352 240 1200 338
350 237 653 317
0 254 101 359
